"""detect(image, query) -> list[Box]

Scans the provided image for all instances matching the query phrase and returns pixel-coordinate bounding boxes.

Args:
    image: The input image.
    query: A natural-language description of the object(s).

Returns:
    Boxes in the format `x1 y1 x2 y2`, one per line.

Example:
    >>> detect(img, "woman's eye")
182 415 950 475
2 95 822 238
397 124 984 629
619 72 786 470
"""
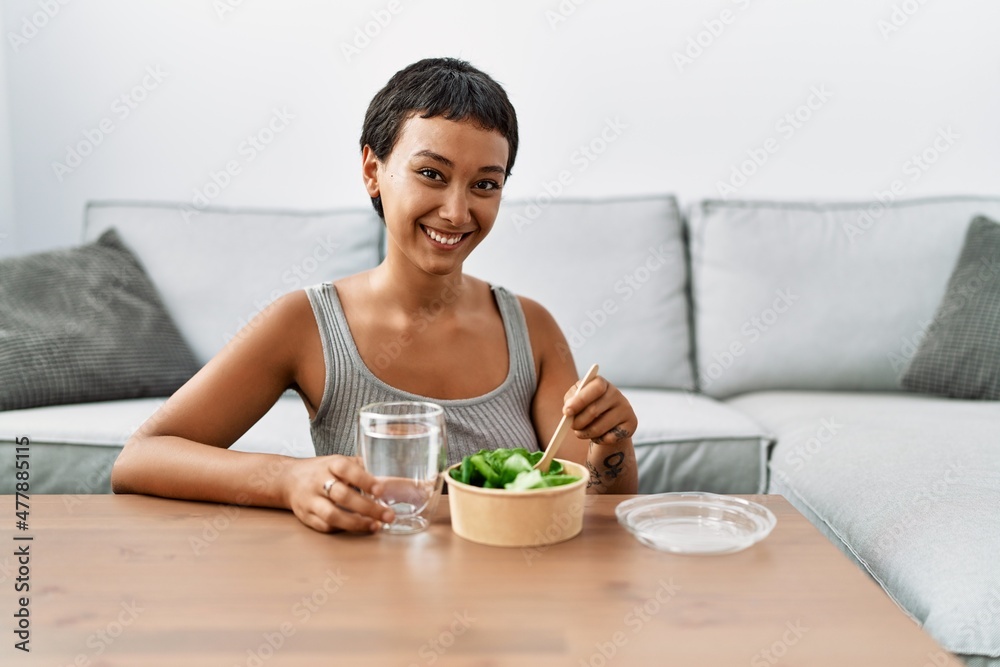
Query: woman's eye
418 169 442 181
475 180 500 191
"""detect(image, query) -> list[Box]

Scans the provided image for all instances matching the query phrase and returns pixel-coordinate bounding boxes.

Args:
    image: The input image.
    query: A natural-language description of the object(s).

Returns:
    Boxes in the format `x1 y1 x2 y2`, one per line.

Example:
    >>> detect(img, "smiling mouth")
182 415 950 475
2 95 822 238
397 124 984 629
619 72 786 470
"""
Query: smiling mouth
421 224 470 247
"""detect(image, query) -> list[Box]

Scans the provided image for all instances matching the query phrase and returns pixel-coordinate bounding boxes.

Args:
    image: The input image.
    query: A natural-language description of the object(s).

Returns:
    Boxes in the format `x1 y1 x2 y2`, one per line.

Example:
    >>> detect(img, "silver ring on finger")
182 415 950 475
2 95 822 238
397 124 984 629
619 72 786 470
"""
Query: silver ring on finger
322 478 338 498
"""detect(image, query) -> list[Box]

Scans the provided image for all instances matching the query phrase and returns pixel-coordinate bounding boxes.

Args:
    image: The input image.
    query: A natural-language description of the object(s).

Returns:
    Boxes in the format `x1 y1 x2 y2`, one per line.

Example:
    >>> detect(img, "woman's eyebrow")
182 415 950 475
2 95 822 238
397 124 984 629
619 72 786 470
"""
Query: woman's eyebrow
413 149 505 175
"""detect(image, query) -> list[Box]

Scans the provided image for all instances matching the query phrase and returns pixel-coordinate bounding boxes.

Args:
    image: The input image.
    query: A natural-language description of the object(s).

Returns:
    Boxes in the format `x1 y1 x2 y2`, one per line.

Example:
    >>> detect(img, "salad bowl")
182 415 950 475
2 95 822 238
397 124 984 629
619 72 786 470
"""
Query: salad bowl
445 458 587 547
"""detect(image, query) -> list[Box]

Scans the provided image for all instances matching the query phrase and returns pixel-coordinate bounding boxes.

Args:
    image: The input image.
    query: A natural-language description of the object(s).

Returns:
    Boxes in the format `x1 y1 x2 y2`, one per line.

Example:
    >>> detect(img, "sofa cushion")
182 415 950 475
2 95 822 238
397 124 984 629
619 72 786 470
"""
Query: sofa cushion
729 390 1000 663
0 228 200 410
625 389 771 494
84 201 383 365
0 395 315 494
689 196 1000 398
463 195 694 390
902 216 1000 400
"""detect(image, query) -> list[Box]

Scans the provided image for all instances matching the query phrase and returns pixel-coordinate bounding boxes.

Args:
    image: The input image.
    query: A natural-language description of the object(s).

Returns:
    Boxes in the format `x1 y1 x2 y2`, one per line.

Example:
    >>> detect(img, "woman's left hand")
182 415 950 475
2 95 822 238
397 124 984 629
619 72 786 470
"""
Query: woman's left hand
561 375 638 446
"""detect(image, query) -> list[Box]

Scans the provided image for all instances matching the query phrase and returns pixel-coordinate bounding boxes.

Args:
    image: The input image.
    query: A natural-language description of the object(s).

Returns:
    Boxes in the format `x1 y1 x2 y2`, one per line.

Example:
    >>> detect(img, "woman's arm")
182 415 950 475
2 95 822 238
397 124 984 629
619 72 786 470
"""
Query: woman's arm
111 290 394 532
518 297 639 494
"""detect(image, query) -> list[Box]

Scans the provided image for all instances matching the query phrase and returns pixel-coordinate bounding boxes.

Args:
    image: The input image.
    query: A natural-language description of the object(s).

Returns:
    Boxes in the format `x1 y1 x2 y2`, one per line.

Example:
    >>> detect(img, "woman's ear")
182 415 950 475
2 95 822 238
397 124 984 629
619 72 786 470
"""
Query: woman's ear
361 145 381 199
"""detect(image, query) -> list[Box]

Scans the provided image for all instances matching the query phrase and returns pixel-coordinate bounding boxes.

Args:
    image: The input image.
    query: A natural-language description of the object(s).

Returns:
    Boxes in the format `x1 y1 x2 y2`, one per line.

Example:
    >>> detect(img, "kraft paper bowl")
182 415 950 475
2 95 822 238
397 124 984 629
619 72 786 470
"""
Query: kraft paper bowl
444 459 587 547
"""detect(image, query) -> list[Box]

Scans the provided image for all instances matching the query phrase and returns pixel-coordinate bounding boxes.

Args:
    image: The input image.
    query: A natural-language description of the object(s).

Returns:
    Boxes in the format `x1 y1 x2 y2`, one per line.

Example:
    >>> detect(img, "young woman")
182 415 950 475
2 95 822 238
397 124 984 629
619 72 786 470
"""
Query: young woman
111 57 639 533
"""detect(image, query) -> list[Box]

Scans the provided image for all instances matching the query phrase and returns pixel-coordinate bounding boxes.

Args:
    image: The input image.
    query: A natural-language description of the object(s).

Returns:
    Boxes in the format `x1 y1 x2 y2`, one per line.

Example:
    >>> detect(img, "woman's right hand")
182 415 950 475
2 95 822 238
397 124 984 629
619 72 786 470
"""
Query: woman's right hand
280 455 395 533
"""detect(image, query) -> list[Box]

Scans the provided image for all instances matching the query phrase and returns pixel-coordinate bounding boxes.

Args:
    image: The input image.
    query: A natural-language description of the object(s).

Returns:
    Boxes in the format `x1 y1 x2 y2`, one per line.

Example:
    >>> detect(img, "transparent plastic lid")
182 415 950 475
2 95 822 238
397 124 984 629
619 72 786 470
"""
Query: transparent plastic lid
616 492 776 555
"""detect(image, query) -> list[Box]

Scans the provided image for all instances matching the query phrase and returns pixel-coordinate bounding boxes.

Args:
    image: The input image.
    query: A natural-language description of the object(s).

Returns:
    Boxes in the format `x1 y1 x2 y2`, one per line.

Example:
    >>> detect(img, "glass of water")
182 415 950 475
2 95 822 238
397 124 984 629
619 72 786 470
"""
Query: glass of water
358 401 447 535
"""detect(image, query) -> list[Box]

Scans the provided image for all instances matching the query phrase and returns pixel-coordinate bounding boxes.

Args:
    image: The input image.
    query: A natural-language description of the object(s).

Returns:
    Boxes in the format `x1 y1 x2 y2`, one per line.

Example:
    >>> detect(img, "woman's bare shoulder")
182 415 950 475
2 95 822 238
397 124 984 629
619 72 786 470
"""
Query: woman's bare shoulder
513 293 561 335
232 287 319 355
508 293 571 375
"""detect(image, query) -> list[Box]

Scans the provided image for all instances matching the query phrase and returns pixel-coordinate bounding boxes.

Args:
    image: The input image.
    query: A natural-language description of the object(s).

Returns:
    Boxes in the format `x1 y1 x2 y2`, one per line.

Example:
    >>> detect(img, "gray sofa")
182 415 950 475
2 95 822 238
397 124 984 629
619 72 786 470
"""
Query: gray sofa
1 194 998 665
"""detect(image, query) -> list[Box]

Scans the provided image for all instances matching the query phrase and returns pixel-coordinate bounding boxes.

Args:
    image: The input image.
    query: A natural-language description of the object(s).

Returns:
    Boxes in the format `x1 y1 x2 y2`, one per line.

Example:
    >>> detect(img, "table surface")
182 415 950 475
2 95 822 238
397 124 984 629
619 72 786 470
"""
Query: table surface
1 494 960 666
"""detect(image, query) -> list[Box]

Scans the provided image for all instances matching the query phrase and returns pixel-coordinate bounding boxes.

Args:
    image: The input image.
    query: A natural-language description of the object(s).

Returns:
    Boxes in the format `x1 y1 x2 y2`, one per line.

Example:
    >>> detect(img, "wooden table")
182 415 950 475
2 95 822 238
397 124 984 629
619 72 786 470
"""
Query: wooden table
2 494 960 666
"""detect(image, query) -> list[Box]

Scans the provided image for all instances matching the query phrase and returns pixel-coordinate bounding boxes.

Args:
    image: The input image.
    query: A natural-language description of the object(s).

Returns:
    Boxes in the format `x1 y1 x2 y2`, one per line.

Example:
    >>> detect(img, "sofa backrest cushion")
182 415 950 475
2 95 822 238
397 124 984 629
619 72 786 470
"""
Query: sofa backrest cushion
688 196 1000 398
84 201 383 366
463 195 694 390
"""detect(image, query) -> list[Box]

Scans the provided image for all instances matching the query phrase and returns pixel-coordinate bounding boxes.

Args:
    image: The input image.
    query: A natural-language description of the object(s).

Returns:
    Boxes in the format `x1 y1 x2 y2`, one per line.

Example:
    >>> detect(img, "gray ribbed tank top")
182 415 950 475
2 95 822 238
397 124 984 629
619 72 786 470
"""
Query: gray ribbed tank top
304 282 540 466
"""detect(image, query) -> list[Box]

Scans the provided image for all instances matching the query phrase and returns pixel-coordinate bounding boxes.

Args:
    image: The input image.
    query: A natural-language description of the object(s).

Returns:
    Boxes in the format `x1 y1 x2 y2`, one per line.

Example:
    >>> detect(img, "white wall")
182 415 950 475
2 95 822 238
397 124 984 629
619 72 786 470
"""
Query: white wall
3 0 999 256
0 8 16 257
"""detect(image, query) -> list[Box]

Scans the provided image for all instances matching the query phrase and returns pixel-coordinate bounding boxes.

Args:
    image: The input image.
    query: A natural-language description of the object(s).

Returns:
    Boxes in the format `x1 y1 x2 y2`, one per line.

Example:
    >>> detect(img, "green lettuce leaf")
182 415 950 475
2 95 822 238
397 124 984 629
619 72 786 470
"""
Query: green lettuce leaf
451 447 581 490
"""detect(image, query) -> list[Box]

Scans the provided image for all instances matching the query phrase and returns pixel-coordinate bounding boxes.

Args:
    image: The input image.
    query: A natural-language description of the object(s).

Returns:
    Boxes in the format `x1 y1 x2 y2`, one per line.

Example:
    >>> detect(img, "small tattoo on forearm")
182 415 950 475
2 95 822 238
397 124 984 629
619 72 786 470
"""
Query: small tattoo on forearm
602 452 625 480
586 461 601 488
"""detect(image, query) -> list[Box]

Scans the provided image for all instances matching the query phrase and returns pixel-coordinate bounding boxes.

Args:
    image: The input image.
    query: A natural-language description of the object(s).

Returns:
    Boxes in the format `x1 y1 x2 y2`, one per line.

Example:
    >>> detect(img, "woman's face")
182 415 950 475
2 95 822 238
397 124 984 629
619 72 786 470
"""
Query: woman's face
363 114 509 277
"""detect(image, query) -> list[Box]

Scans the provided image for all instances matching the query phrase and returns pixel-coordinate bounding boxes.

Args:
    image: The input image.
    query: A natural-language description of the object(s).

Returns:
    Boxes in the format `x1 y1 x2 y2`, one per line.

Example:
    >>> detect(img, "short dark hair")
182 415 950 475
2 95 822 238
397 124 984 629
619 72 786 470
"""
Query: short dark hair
360 57 519 218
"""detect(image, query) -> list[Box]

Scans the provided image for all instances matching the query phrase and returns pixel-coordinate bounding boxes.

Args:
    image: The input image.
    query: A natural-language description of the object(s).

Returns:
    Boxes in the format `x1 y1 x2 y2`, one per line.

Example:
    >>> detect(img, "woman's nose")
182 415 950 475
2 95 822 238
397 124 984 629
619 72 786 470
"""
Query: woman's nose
439 186 472 227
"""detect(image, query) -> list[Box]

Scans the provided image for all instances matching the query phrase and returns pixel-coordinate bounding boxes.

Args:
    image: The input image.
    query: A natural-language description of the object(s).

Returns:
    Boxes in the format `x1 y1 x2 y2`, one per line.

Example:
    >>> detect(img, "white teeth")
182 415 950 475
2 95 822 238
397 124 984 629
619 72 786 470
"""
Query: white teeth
423 226 463 245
